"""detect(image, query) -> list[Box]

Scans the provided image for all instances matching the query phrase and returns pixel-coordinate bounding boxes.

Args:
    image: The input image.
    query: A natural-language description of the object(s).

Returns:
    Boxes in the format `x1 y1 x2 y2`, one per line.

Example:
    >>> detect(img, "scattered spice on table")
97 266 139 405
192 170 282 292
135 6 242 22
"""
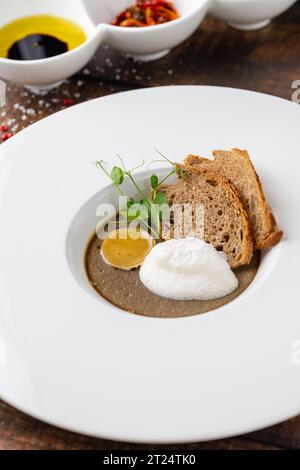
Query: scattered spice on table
63 98 74 106
1 131 14 142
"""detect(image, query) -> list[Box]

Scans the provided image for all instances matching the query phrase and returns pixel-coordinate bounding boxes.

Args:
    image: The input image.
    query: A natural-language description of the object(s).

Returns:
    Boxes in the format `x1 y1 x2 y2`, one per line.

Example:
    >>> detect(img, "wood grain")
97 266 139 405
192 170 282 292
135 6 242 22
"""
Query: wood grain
0 2 300 451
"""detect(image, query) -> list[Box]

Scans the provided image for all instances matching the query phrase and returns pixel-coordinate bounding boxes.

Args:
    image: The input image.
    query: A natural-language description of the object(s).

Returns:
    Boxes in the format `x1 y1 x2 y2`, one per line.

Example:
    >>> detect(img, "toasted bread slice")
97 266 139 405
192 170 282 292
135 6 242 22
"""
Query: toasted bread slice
184 149 283 250
161 164 253 269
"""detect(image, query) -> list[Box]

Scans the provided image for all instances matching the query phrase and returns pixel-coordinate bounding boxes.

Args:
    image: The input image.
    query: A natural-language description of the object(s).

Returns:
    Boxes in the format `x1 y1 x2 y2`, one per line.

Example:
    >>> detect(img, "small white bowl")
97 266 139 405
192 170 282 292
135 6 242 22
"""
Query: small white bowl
210 0 298 31
0 0 210 92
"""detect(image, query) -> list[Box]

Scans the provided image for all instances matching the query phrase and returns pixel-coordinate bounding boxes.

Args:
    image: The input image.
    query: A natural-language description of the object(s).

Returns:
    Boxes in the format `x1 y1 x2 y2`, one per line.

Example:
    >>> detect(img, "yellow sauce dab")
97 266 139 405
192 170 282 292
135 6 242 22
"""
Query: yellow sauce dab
0 15 86 59
101 228 155 271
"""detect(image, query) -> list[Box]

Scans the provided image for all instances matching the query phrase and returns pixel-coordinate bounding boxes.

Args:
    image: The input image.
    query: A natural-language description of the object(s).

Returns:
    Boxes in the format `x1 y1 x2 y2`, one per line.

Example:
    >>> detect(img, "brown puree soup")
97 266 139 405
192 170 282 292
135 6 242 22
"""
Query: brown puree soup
85 233 261 318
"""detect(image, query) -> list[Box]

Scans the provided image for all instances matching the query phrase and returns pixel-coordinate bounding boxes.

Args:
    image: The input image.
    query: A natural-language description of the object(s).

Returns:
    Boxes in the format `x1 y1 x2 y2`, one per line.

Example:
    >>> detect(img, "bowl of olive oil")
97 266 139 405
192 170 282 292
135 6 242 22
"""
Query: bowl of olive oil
0 0 105 91
0 15 87 61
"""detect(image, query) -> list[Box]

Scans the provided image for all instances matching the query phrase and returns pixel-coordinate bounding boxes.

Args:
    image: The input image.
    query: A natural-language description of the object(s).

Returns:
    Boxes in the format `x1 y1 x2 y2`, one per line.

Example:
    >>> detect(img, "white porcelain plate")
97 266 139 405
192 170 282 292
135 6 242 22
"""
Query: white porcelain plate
0 86 299 444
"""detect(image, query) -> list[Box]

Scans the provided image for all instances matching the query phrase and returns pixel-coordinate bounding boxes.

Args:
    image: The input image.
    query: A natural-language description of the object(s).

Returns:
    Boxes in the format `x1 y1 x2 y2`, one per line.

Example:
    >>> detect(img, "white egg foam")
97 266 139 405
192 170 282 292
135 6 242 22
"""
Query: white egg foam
139 238 238 301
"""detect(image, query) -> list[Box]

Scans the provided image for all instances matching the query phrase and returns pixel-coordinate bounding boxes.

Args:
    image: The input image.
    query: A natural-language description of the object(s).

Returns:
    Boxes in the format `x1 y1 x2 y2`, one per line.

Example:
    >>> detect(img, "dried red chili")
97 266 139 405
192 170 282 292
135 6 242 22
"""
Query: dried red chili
112 1 180 27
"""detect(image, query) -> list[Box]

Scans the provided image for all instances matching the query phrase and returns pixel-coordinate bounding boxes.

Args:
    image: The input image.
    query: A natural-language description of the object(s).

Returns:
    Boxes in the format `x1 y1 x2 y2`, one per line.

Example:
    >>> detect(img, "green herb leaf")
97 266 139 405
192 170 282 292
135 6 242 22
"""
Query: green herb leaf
150 174 159 190
155 191 169 206
140 198 152 213
127 202 149 221
127 197 135 209
111 166 124 185
177 167 188 180
155 192 170 221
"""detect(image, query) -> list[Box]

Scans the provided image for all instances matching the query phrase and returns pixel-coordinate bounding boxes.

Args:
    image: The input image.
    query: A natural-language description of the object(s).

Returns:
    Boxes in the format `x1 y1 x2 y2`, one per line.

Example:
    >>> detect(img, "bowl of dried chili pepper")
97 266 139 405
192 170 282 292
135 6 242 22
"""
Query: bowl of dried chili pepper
84 0 210 61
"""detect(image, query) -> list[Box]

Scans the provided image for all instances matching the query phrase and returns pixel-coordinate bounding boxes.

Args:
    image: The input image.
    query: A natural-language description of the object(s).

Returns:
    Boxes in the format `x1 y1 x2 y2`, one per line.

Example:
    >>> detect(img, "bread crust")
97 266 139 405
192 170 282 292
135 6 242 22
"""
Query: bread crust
184 149 283 250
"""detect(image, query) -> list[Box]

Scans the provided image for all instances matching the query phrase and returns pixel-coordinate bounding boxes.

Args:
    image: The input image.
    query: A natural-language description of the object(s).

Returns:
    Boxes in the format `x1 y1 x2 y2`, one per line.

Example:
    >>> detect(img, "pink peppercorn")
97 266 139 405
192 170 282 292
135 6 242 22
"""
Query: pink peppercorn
63 98 74 106
1 132 14 142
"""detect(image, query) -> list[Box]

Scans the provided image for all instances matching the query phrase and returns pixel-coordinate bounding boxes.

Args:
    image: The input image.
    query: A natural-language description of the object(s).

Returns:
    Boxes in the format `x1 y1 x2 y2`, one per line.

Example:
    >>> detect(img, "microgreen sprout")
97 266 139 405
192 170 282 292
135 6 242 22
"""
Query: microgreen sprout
96 152 178 240
111 166 124 186
151 149 188 181
96 160 125 196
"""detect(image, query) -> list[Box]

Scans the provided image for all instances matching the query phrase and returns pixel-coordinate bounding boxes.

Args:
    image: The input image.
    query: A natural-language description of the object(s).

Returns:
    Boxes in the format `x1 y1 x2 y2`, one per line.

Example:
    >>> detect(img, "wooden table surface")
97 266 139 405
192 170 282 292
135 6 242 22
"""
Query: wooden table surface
1 3 300 451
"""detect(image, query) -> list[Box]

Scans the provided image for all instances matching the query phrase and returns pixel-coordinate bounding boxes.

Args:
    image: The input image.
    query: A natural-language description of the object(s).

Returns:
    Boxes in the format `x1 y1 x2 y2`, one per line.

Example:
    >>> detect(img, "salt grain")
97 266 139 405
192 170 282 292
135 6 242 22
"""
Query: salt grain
26 108 36 116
